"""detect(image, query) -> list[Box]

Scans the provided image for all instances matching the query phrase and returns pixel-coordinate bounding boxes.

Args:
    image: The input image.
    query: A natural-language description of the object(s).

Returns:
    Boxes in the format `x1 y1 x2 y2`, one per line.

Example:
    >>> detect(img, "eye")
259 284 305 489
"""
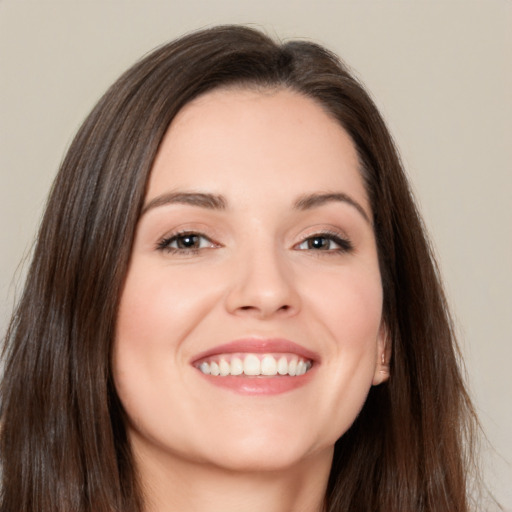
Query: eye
157 232 216 253
296 233 353 253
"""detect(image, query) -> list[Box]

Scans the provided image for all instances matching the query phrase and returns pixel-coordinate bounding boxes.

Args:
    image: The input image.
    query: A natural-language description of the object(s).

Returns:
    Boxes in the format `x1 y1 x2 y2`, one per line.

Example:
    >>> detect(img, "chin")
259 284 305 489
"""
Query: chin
204 443 327 474
193 423 335 474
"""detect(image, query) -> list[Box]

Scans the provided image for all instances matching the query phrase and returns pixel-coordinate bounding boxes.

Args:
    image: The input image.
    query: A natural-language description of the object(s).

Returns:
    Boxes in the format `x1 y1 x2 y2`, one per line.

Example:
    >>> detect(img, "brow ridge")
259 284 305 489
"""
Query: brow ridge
294 192 371 224
142 192 227 215
142 190 370 224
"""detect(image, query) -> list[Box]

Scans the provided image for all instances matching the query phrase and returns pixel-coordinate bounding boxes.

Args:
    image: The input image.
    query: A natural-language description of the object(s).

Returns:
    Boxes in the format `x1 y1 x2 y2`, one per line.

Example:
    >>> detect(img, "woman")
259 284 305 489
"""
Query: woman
1 25 481 511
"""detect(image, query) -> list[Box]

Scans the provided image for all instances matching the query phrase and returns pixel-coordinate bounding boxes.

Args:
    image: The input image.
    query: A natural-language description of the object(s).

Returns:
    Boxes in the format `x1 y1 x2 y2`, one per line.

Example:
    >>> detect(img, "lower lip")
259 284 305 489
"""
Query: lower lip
196 369 315 395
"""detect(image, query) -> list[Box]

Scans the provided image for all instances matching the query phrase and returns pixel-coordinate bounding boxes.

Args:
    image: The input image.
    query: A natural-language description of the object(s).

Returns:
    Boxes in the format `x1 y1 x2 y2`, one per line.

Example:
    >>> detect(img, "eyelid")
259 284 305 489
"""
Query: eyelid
156 229 220 253
293 228 353 253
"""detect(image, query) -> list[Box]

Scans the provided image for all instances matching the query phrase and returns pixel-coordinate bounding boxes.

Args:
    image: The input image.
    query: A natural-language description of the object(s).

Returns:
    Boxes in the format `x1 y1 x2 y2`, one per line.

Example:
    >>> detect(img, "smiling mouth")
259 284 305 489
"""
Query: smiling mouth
195 353 313 377
191 338 318 394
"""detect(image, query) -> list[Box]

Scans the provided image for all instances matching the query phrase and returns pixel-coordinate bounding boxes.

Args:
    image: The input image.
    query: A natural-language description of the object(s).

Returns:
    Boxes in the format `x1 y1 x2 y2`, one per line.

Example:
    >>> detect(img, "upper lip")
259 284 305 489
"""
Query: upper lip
191 338 320 364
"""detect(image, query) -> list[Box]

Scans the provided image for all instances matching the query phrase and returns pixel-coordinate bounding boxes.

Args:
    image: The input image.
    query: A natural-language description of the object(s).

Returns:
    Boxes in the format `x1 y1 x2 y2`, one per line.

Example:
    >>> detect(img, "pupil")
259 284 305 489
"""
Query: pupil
178 235 198 248
311 237 327 249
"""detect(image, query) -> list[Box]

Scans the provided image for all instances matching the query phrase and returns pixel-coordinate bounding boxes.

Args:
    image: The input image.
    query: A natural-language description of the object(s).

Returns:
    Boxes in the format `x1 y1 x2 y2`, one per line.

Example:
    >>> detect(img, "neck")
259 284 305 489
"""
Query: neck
134 443 332 512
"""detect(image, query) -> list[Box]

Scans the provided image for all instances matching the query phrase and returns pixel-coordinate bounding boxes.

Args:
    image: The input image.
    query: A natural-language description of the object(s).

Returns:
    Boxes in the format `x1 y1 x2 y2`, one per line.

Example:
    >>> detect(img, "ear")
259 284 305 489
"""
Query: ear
372 324 391 386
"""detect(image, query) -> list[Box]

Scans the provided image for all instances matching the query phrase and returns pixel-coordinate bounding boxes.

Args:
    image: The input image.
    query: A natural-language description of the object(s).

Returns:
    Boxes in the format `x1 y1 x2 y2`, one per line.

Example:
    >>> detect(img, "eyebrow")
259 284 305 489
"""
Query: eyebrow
293 192 371 224
141 190 371 224
141 192 227 215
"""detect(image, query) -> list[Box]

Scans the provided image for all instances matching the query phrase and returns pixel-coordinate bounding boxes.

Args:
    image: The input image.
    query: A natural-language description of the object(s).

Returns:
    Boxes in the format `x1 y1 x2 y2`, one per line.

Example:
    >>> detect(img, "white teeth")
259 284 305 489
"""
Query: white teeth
210 361 220 376
277 356 288 375
219 359 230 376
261 355 278 376
288 357 298 376
230 357 243 375
243 354 261 376
197 354 312 377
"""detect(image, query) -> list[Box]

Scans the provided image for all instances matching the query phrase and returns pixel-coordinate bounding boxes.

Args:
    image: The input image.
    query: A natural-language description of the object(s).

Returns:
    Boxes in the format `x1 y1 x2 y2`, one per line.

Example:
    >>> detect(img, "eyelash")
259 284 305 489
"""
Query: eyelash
156 230 353 255
295 231 353 254
156 231 217 254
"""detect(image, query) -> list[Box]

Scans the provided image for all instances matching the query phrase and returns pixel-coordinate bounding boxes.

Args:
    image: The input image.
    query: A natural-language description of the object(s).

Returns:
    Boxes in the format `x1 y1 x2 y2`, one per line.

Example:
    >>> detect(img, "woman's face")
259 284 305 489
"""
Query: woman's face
114 88 387 473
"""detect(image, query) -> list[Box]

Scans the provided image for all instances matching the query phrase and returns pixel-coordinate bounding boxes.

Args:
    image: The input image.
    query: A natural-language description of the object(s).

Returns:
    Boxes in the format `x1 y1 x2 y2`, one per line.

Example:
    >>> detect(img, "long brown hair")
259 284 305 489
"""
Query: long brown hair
1 25 480 511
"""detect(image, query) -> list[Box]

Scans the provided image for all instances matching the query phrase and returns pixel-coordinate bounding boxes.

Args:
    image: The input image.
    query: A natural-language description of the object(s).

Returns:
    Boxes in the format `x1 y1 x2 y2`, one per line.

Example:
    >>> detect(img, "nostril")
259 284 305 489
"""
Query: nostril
237 304 292 315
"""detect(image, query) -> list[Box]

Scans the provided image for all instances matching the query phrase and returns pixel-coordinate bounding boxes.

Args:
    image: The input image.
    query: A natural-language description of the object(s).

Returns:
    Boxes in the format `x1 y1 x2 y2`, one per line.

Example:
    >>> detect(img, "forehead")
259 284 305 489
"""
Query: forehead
147 87 368 212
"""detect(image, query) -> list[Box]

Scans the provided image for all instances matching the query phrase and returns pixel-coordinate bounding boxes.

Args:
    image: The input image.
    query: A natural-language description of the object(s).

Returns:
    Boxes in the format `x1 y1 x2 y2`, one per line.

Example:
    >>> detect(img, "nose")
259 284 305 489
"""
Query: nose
224 246 301 320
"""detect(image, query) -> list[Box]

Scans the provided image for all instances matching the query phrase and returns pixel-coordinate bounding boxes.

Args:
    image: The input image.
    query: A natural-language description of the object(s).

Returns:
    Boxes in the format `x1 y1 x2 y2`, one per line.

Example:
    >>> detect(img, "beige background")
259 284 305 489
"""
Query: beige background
1 0 511 508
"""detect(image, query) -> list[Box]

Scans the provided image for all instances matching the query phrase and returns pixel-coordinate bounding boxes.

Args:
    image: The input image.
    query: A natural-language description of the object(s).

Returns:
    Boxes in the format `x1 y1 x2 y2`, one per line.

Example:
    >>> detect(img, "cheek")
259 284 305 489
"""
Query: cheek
116 259 221 347
113 261 224 442
300 266 383 436
113 261 219 403
305 264 383 346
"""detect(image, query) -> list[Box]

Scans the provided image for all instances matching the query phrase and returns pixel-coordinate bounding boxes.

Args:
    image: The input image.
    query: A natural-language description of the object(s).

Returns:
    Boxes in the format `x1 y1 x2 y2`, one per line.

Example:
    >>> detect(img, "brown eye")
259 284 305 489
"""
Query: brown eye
305 236 331 250
176 234 201 249
296 233 353 253
157 232 216 253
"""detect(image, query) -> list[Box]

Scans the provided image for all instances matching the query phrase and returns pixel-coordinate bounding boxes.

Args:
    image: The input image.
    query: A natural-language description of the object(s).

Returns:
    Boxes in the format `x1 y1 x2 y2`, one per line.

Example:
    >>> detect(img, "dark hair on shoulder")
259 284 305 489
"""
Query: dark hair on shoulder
1 25 480 511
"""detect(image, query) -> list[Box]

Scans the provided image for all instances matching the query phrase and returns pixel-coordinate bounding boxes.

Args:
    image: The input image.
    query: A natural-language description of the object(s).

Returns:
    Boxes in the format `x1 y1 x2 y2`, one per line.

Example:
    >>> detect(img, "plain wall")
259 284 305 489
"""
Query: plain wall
1 0 511 508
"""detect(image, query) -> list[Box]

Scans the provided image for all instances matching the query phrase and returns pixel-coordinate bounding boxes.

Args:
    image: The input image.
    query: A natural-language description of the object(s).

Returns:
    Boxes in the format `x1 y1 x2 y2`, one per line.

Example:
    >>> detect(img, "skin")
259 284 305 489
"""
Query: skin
114 87 389 512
